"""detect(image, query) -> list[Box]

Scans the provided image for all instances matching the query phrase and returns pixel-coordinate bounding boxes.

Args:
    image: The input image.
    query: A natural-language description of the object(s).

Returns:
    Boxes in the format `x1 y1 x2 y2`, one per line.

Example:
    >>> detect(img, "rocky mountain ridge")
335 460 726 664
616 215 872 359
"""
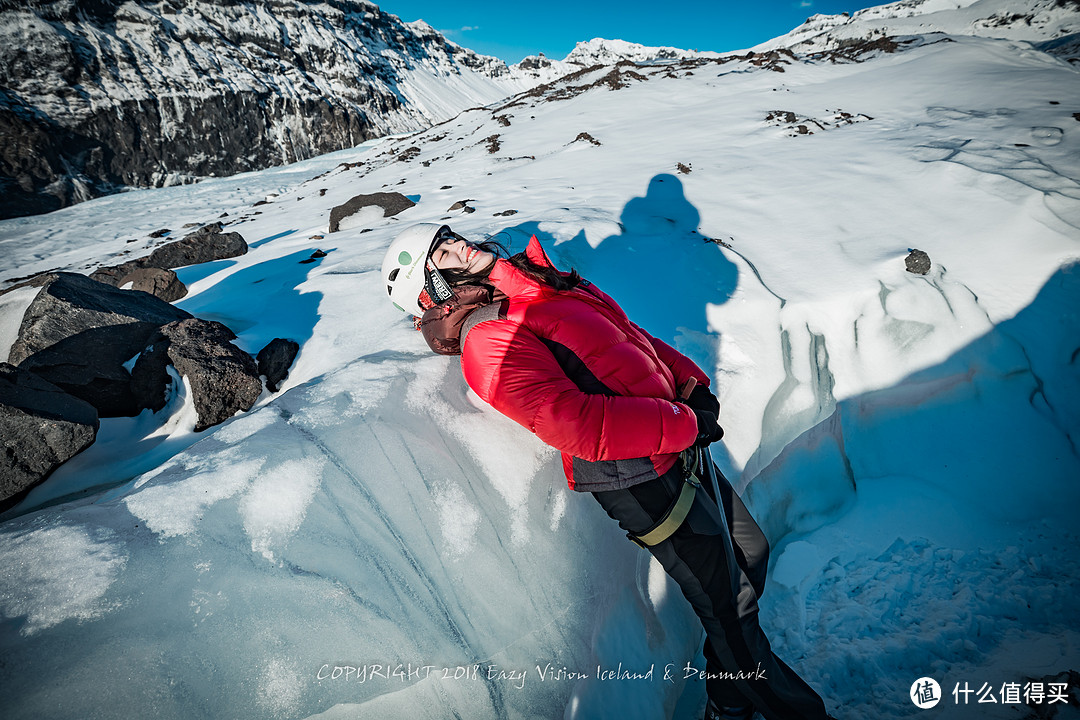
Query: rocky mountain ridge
754 0 1080 56
0 0 536 220
510 38 719 83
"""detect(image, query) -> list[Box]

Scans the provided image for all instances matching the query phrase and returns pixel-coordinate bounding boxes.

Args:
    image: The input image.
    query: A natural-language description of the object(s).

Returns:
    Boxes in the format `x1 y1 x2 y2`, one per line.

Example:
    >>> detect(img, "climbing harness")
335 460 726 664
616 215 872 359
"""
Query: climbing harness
627 445 703 549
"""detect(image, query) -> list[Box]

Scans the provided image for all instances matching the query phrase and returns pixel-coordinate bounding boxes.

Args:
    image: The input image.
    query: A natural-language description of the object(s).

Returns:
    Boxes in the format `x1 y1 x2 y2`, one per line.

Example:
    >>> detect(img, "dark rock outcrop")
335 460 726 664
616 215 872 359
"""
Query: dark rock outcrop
88 223 247 301
8 273 193 416
905 249 932 275
0 363 99 508
329 192 416 232
131 318 261 431
257 338 300 393
89 263 188 302
298 249 327 265
143 223 247 269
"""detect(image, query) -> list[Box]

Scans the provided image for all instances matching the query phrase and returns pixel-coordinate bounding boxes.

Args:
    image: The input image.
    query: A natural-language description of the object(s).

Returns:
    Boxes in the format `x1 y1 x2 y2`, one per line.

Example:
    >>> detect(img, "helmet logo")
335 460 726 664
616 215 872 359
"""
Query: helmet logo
382 223 451 317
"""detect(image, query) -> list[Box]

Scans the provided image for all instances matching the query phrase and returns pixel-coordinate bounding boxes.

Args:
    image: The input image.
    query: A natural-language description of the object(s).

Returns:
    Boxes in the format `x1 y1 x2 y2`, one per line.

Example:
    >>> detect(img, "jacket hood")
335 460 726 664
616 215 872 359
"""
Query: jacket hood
418 283 502 355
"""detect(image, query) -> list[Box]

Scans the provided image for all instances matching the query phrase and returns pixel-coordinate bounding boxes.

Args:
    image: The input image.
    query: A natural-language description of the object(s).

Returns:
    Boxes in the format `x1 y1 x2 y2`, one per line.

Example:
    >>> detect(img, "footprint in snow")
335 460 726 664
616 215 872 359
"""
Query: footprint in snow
1030 126 1064 146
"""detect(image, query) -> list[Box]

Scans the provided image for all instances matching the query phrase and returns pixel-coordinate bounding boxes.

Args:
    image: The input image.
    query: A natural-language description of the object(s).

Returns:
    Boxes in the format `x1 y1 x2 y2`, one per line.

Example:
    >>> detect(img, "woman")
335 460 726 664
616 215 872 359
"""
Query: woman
382 224 834 720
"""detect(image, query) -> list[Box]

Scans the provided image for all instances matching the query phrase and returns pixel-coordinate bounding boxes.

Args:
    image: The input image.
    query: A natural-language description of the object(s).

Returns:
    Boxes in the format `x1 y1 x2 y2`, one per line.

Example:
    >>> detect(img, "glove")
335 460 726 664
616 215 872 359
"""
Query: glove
685 383 720 417
692 408 724 447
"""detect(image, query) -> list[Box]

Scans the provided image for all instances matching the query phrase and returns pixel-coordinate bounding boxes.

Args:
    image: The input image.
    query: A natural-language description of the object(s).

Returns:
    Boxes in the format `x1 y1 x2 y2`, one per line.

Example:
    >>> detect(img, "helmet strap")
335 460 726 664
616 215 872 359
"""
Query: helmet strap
424 260 454 307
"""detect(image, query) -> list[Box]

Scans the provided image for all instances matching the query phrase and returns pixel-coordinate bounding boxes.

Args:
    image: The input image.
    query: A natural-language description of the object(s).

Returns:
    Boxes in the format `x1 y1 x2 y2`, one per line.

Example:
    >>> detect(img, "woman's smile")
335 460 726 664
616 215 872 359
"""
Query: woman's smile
431 236 494 274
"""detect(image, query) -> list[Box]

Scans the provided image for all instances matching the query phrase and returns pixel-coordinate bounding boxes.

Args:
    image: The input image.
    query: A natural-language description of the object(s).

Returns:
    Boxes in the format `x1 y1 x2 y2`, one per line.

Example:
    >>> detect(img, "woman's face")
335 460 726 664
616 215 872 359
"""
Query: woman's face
430 235 495 275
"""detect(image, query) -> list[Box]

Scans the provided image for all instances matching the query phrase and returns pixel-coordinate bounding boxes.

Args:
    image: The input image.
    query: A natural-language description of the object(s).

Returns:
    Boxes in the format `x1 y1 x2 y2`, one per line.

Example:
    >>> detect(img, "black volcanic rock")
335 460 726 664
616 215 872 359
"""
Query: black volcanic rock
8 273 192 416
257 338 300 392
144 223 248 269
90 263 188 302
131 318 262 431
89 223 247 300
905 249 932 275
0 362 99 507
329 192 415 232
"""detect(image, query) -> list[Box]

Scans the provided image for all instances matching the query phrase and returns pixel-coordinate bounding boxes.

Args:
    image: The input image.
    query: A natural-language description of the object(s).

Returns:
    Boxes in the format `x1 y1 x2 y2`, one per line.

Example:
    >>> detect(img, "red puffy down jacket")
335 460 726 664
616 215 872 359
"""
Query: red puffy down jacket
456 236 709 492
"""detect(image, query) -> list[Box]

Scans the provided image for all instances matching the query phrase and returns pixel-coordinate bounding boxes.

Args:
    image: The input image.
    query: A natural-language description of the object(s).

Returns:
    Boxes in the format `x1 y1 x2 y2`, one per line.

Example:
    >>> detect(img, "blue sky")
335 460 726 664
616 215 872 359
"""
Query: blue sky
375 0 893 64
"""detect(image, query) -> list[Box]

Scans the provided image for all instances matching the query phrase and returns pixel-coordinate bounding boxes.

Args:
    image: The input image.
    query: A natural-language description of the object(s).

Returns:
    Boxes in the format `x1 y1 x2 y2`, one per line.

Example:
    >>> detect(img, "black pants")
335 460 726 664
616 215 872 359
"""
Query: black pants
592 463 830 720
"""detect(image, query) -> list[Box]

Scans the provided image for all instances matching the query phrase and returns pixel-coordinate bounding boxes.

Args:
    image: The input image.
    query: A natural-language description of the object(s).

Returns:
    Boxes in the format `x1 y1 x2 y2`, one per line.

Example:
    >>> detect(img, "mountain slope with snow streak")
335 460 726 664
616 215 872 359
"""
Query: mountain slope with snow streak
1 10 1079 720
755 0 1080 58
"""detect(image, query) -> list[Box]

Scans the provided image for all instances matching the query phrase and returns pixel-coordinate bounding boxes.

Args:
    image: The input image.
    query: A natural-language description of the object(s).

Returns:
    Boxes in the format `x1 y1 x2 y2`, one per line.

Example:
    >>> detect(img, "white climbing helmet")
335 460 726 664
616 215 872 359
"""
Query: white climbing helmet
382 223 454 316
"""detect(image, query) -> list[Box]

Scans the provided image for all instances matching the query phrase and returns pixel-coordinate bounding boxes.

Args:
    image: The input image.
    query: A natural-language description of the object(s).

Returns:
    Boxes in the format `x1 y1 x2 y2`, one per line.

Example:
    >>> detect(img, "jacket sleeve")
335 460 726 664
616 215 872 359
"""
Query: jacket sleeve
632 322 711 393
461 319 699 462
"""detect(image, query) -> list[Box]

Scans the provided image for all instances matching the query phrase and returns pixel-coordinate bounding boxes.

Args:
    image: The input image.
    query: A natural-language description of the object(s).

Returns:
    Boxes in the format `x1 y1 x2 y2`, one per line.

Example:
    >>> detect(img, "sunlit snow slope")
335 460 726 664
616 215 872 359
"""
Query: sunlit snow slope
1 16 1079 720
755 0 1080 55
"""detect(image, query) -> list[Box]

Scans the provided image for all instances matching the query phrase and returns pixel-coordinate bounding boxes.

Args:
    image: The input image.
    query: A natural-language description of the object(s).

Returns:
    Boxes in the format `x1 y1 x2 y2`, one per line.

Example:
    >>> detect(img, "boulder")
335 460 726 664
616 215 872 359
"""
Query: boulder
90 262 188 302
329 192 415 232
87 223 245 300
9 273 193 416
131 318 262 432
905 249 931 275
257 338 300 392
0 363 99 508
298 249 327 265
144 223 248 269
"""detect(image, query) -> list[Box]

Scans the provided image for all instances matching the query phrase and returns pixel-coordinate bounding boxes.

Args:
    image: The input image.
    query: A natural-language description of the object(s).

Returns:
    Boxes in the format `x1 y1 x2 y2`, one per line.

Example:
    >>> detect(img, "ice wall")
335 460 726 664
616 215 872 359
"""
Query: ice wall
0 353 709 720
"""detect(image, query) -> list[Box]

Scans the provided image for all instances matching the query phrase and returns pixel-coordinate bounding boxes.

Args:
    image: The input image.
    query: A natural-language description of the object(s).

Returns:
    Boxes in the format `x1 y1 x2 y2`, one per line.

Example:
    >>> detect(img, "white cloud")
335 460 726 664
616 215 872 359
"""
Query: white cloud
439 25 480 37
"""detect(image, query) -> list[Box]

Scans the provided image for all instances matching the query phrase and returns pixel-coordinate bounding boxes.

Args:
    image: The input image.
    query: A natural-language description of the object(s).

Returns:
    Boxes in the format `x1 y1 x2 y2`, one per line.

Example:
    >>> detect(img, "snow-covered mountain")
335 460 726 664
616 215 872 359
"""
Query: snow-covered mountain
511 38 720 83
2 1 1080 719
0 0 535 220
755 0 1080 57
0 1 721 222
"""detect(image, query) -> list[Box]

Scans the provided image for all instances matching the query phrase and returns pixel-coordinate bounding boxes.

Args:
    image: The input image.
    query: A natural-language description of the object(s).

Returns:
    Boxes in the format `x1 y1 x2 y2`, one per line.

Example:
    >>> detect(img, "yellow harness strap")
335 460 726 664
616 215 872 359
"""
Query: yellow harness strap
628 475 700 548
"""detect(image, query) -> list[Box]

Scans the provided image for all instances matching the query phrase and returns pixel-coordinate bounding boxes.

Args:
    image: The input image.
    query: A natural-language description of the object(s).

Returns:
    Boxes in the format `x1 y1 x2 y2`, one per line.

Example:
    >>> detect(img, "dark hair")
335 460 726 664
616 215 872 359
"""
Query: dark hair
438 236 582 292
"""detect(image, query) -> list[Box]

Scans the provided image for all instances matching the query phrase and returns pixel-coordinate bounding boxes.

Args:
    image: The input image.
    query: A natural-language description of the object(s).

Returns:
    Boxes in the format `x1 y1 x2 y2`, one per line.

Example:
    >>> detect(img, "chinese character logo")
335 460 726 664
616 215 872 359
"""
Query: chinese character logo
911 677 942 709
